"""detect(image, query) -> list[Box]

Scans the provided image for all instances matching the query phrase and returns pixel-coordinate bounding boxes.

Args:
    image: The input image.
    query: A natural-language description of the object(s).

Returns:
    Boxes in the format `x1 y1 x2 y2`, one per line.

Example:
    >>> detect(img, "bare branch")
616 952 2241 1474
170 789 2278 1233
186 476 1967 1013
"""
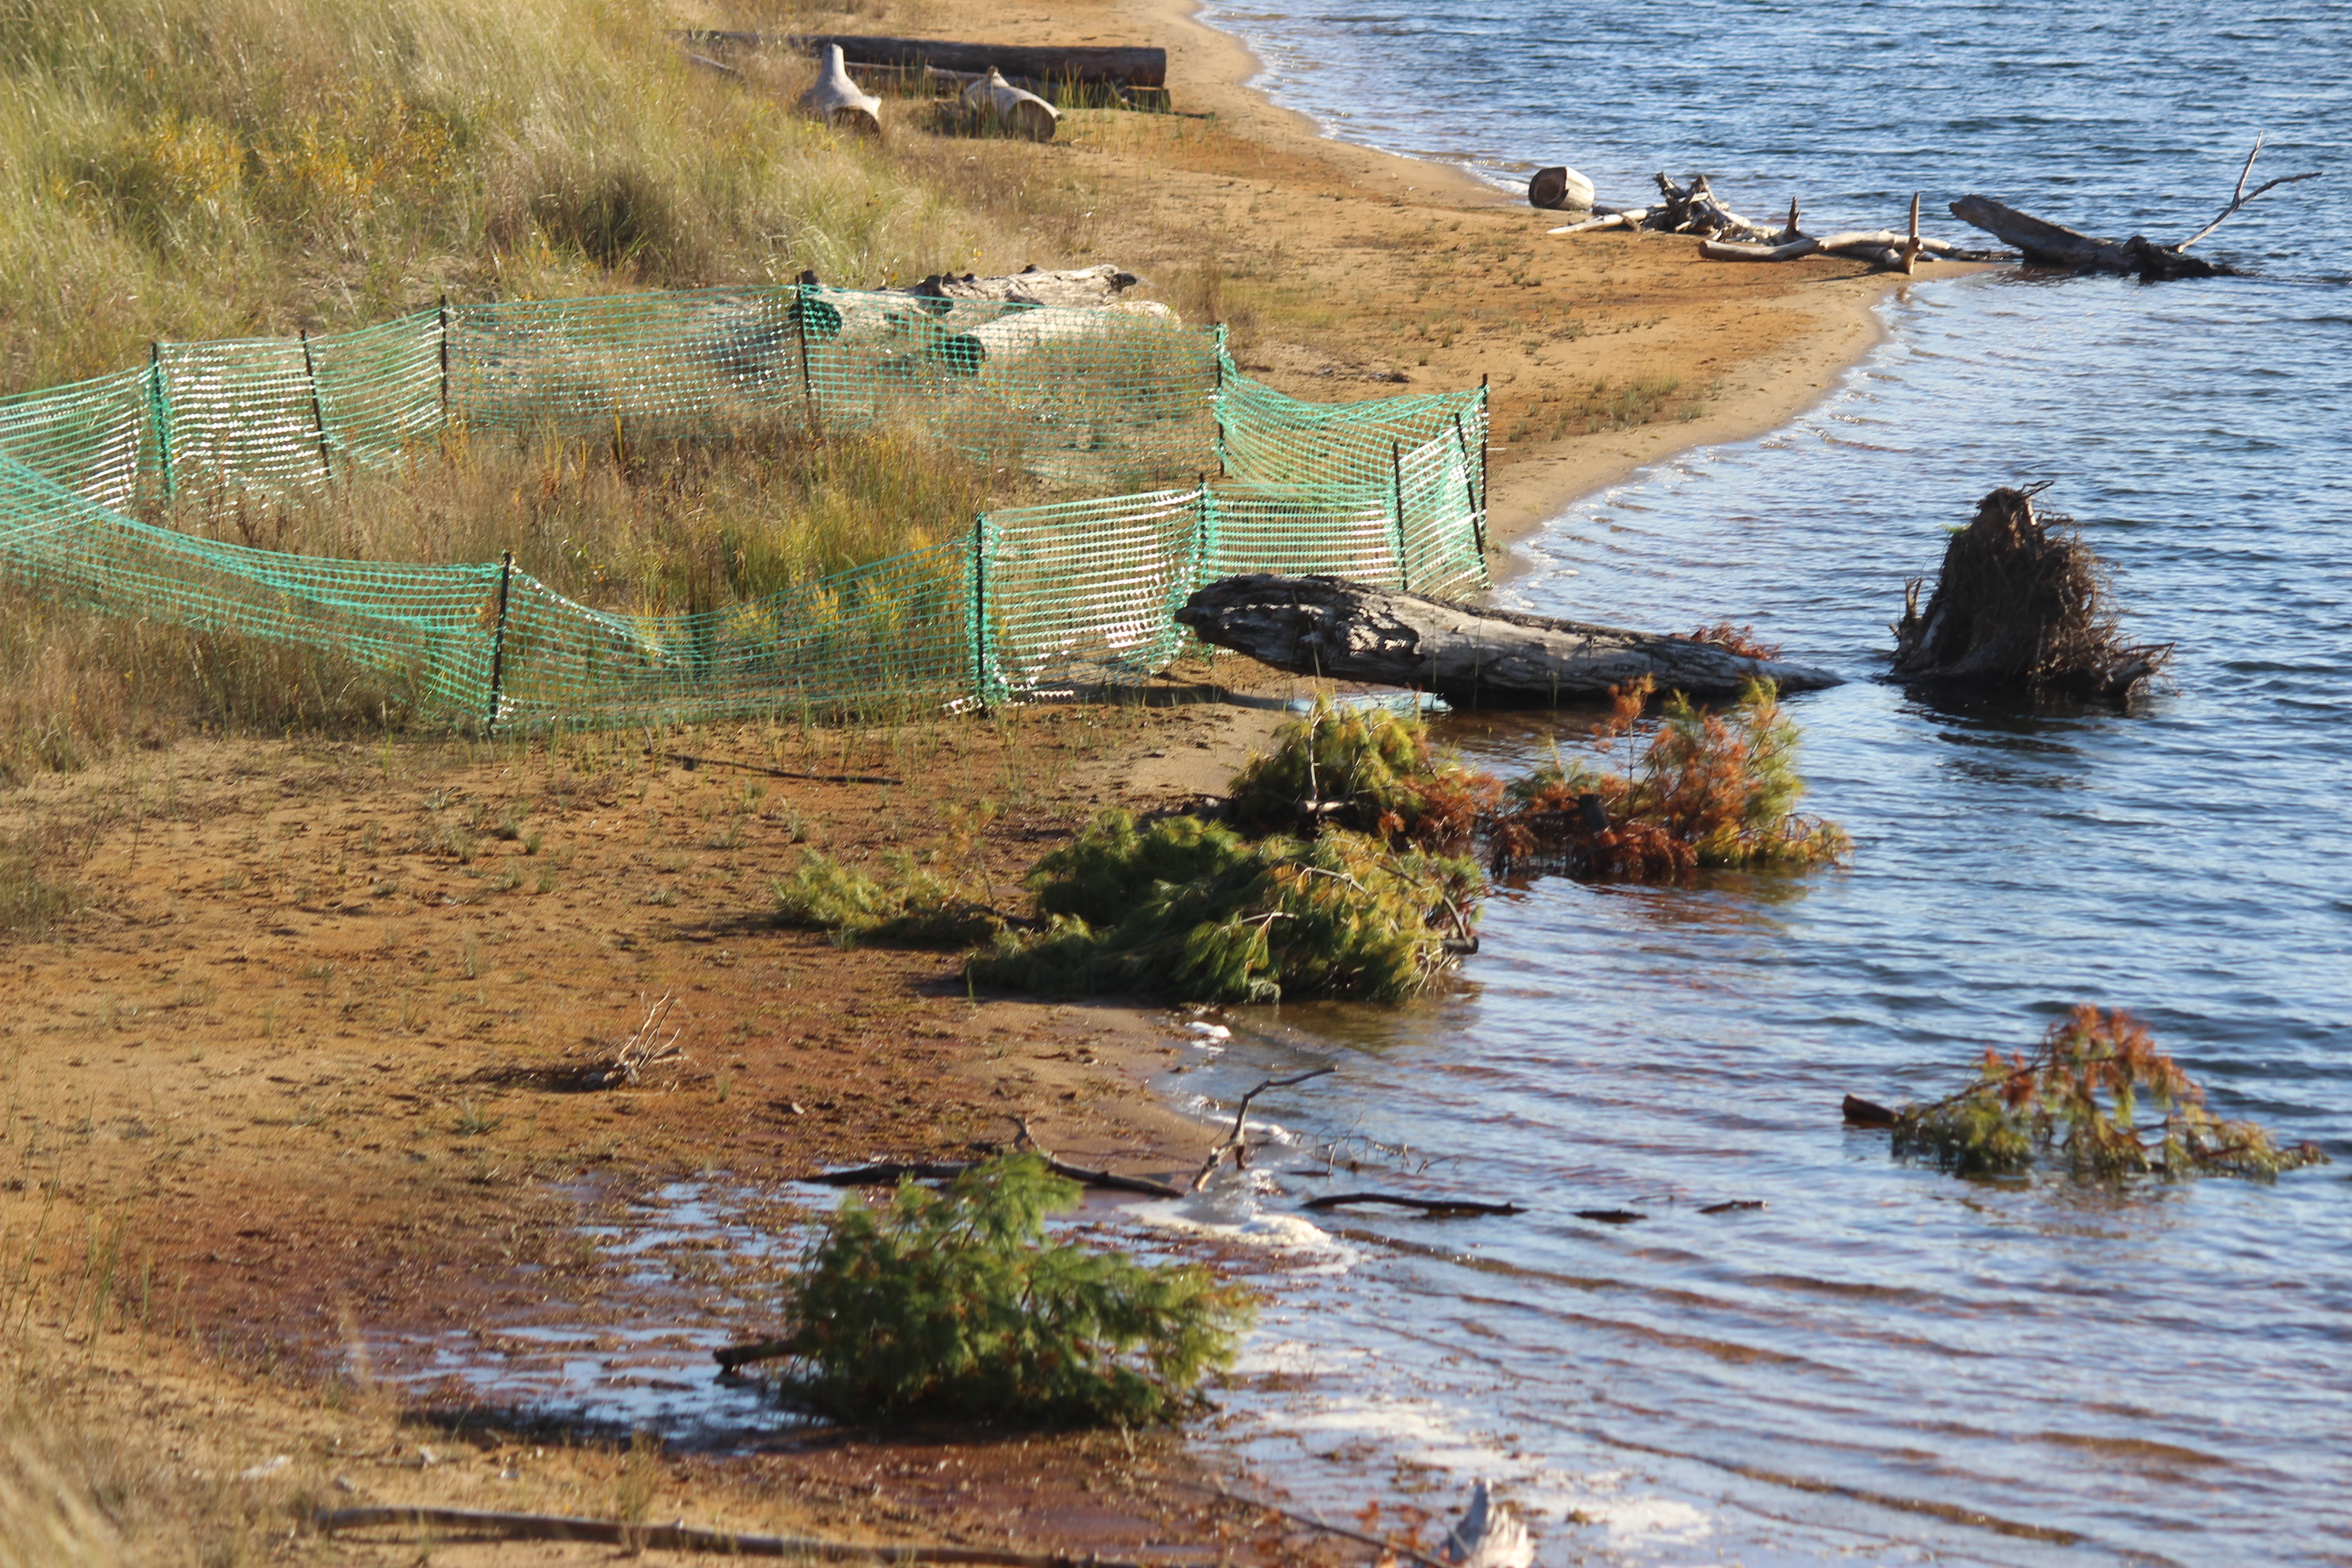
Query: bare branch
2177 135 2324 250
1190 1068 1334 1191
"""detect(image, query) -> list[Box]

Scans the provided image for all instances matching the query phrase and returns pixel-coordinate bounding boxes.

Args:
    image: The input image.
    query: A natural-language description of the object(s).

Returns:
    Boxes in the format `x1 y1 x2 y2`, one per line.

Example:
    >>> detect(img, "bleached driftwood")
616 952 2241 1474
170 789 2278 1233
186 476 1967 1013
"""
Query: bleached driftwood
1527 165 1596 212
931 299 1173 375
1441 1482 1535 1568
889 263 1146 310
797 44 883 135
1177 574 1842 703
962 67 1058 141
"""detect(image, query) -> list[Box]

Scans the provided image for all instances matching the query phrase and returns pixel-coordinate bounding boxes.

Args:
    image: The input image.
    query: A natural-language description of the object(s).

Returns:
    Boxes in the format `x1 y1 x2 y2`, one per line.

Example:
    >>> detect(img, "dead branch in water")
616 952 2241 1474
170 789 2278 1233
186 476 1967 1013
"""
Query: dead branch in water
1191 1068 1334 1190
1300 1191 1524 1218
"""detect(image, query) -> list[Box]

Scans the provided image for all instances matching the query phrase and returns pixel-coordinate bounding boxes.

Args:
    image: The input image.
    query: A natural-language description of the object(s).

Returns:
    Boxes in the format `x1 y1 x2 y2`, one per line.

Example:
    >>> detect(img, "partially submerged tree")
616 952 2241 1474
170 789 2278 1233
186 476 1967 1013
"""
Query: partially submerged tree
1226 699 1499 846
1492 676 1850 879
1886 1007 2327 1181
757 1154 1254 1425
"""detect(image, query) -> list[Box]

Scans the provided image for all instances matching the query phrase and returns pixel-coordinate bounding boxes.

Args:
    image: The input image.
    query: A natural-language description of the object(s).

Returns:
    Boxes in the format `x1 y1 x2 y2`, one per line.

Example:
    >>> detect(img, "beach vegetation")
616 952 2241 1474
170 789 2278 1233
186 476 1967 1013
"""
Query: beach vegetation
1891 1006 2328 1181
770 1153 1254 1426
1226 698 1499 847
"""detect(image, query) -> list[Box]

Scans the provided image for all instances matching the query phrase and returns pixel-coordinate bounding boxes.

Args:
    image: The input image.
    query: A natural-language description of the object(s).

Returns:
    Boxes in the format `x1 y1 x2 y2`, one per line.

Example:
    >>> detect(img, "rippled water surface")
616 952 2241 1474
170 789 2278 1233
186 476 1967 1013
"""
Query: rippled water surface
1176 1 2352 1563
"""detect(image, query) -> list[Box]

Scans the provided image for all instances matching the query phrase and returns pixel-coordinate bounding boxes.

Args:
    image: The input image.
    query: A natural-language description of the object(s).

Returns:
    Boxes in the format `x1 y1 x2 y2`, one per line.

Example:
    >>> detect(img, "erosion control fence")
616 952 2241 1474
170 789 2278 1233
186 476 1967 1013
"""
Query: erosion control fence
0 285 1488 728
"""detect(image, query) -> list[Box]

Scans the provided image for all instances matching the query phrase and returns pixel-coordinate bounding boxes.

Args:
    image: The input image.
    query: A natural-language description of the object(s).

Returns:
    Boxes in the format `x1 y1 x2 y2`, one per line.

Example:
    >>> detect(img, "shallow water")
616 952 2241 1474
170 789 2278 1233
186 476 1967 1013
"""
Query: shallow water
1174 1 2352 1562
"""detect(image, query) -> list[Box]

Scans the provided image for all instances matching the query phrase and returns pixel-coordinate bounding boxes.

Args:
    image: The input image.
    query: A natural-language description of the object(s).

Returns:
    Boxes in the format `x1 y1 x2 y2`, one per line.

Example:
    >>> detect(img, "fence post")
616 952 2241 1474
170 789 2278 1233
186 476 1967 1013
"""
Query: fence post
485 550 514 735
1390 440 1410 594
437 295 451 425
1479 372 1490 530
299 328 333 480
970 515 990 713
147 343 174 502
795 284 820 434
1453 412 1486 560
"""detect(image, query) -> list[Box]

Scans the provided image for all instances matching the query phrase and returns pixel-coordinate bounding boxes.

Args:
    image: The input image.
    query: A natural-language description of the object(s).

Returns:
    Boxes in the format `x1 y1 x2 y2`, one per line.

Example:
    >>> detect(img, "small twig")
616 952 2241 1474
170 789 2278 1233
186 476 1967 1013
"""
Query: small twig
317 1505 1156 1565
1190 1068 1334 1192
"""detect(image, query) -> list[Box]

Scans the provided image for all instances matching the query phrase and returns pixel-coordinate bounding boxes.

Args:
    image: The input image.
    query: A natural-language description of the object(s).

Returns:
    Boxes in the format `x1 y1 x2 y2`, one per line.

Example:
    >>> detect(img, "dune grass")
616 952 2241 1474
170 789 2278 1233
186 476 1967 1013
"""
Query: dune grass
0 0 1105 391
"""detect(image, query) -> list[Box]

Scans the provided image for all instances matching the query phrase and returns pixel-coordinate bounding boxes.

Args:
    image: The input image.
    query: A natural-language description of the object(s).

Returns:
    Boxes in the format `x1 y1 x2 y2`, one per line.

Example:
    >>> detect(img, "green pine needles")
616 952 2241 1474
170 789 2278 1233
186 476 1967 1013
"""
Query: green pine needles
1892 1007 2328 1182
969 810 1481 1003
773 1154 1254 1426
1226 699 1497 845
772 851 1000 947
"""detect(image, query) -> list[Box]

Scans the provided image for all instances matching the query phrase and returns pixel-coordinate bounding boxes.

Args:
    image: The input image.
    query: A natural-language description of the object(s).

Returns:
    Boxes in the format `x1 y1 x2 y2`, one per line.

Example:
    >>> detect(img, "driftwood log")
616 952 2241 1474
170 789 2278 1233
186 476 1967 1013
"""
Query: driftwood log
1951 136 2321 278
1890 485 2170 700
796 44 883 134
688 32 1167 86
1176 574 1842 703
1526 165 1596 212
959 67 1060 141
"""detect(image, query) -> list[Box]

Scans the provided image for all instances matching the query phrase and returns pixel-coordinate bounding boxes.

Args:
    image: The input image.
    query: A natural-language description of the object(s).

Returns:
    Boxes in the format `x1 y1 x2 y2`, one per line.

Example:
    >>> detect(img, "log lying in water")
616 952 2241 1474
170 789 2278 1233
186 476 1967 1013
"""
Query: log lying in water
1950 140 2321 278
1176 574 1842 704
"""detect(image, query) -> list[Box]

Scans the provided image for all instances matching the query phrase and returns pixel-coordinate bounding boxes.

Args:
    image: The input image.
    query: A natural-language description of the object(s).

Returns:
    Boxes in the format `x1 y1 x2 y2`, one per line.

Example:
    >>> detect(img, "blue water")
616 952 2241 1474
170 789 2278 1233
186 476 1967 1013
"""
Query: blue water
1179 3 2352 1563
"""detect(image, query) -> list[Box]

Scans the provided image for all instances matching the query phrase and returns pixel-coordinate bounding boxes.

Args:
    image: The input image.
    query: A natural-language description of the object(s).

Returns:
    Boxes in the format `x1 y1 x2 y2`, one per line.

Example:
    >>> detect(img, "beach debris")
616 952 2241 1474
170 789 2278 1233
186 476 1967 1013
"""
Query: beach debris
1869 1006 2328 1182
1178 573 1843 704
1573 1208 1646 1224
886 262 1148 310
319 1503 1160 1564
1526 165 1596 211
1697 1199 1765 1213
1441 1480 1535 1568
1301 1192 1524 1218
1952 135 2321 278
587 992 687 1088
1553 178 2003 271
960 67 1060 141
1183 1019 1231 1039
1889 484 2171 700
1191 1067 1334 1190
795 44 883 135
684 30 1169 99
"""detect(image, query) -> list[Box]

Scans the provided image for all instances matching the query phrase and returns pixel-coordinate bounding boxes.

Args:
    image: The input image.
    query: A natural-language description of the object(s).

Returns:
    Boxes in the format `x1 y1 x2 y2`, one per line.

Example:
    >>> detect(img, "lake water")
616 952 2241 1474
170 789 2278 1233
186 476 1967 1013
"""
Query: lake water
1178 1 2352 1562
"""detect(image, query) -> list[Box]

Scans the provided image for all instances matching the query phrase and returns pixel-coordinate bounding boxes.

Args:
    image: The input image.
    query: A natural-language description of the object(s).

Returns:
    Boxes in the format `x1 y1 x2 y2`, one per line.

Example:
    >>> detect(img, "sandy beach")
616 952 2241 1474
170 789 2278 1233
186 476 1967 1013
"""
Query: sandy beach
0 3 1945 1561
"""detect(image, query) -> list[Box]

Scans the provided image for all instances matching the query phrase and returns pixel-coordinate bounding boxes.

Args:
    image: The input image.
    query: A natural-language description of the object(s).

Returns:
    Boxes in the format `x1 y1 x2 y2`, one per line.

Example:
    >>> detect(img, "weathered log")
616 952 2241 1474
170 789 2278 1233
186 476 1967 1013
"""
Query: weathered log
1527 165 1595 212
892 263 1144 310
1176 574 1842 704
690 32 1169 88
1949 195 2238 278
1548 210 1642 236
796 44 883 135
960 67 1059 141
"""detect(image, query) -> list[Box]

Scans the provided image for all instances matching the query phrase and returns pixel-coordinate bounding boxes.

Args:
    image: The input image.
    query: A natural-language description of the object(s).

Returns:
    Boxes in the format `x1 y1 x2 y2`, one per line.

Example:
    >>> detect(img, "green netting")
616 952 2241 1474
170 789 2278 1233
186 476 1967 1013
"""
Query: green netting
0 284 1487 729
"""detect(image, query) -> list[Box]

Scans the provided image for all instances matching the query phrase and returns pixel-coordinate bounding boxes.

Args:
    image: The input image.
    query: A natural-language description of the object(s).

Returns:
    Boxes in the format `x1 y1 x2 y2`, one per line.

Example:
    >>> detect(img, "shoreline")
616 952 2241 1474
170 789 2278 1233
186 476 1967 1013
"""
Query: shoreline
0 2 1993 1559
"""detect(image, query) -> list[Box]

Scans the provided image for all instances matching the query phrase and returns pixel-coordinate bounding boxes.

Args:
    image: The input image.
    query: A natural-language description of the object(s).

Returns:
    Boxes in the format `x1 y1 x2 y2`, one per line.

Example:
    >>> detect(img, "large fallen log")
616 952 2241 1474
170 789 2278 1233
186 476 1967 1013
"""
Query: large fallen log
1951 140 2319 278
691 31 1167 88
796 44 883 135
1177 574 1841 704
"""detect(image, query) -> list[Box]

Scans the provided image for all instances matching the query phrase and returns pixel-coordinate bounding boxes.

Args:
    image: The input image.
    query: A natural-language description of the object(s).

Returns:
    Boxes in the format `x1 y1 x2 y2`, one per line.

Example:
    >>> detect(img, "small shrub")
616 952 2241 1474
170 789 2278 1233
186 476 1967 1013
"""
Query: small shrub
1227 698 1499 846
1494 676 1848 880
1892 1007 2328 1181
772 851 999 947
972 811 1479 1003
772 1154 1254 1426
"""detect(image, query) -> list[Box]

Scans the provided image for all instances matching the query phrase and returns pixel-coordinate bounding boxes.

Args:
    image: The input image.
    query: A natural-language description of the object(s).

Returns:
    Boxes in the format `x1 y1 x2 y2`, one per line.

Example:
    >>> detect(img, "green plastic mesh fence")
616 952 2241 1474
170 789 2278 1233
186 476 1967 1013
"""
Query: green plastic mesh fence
0 284 1486 729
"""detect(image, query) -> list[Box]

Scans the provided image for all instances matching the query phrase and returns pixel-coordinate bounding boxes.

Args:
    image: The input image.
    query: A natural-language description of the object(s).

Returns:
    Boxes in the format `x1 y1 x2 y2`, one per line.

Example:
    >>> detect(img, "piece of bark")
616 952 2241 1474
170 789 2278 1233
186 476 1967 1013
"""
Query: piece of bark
796 44 883 135
1176 574 1842 704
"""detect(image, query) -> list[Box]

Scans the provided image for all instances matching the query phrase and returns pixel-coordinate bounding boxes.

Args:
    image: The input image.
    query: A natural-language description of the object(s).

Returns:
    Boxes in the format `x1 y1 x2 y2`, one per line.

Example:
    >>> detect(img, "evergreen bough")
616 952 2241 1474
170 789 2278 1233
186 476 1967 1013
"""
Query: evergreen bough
774 1154 1253 1425
968 810 1480 1002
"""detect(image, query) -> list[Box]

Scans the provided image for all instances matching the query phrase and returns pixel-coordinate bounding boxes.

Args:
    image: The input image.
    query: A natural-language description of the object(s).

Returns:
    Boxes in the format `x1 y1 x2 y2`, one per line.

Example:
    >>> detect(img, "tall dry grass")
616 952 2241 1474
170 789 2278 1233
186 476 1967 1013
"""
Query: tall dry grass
0 0 1096 392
